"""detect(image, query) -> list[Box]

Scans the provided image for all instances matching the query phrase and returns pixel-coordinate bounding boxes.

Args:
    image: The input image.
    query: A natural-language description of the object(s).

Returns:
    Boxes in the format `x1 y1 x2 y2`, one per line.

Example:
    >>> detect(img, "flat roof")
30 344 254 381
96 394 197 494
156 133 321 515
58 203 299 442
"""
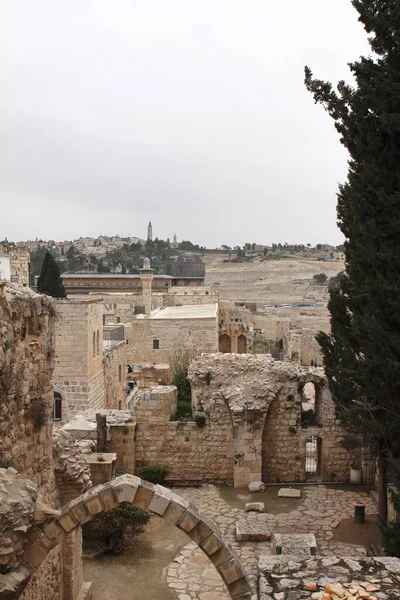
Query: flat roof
62 273 171 280
139 303 218 320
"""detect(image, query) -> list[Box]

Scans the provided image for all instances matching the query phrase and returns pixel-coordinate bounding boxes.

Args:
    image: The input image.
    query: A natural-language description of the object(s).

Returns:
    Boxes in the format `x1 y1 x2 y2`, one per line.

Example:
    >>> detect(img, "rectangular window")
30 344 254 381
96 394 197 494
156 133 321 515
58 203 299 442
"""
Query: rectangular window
153 339 160 349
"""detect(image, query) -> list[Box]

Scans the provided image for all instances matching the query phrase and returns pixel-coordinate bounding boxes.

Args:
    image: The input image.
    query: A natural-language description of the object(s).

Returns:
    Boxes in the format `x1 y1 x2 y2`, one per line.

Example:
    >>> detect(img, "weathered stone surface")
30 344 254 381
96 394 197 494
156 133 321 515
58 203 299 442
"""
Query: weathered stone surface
248 481 265 493
278 487 302 498
272 533 317 556
235 522 270 542
244 502 265 512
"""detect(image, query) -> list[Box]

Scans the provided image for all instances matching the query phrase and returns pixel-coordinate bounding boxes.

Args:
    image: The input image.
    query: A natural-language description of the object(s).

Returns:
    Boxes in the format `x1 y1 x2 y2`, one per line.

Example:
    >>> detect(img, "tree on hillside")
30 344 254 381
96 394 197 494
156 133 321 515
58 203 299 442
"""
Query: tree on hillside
305 0 400 520
37 251 66 298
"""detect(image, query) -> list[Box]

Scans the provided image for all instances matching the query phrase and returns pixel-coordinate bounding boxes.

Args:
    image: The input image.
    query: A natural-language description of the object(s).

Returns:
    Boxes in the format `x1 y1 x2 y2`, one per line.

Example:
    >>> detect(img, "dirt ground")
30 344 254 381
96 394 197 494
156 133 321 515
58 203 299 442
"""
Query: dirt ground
203 253 344 305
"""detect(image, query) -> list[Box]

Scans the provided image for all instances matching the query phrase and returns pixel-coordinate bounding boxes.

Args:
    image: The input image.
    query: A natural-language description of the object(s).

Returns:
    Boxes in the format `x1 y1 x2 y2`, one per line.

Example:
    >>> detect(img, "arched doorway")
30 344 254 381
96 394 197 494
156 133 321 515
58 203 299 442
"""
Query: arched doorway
219 334 231 353
237 335 247 354
30 476 252 599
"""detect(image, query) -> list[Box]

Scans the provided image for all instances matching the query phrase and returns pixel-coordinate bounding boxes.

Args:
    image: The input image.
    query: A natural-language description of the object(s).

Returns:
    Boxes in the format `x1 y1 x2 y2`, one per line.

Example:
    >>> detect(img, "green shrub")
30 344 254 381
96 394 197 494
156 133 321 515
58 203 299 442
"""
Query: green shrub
194 414 206 428
340 435 361 451
170 402 193 421
171 369 192 403
97 456 106 462
136 463 168 485
92 503 150 553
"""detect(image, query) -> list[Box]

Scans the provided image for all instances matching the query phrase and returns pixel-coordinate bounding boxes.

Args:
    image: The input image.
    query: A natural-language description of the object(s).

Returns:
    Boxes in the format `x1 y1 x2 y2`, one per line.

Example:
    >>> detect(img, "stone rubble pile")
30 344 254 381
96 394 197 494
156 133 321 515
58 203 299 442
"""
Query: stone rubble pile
72 408 133 425
0 468 37 574
53 429 92 487
258 555 400 600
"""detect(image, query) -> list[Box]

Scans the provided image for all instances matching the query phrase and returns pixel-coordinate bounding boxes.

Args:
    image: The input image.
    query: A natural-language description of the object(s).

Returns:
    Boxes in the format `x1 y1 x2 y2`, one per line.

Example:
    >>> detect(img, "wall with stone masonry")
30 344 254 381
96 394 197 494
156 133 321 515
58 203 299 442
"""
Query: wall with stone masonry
133 386 234 483
0 282 57 505
109 423 136 473
10 247 31 287
188 354 361 488
128 312 218 364
103 340 128 410
19 545 63 600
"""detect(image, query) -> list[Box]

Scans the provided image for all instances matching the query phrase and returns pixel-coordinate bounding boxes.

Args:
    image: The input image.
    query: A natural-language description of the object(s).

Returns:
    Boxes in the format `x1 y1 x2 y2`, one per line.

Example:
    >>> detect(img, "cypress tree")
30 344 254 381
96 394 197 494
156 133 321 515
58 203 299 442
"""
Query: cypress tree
305 1 400 520
37 251 66 298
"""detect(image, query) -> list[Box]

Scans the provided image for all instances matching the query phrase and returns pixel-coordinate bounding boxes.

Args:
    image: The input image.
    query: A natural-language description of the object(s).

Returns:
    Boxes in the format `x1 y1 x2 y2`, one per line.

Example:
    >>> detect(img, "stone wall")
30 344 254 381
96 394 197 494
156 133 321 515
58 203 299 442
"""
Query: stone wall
0 282 57 505
19 545 63 600
10 247 30 287
128 308 218 364
103 341 128 410
109 423 136 473
188 354 361 488
133 386 234 483
52 298 126 422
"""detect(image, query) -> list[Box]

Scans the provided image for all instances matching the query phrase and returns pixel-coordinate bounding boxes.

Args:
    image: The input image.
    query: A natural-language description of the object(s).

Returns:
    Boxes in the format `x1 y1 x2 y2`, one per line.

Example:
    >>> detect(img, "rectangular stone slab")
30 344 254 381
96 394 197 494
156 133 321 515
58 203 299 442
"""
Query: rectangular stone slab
277 488 302 498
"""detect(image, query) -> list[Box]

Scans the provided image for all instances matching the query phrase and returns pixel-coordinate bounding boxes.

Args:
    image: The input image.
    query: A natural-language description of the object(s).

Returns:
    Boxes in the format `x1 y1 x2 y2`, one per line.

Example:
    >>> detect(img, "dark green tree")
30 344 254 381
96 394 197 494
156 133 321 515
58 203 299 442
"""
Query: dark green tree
37 251 66 298
305 1 400 520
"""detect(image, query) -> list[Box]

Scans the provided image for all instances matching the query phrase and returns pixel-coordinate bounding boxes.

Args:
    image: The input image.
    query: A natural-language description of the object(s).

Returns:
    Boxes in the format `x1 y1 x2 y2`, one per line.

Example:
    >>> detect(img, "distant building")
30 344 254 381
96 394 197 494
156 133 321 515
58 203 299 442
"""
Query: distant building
147 220 153 242
170 233 179 249
0 243 30 287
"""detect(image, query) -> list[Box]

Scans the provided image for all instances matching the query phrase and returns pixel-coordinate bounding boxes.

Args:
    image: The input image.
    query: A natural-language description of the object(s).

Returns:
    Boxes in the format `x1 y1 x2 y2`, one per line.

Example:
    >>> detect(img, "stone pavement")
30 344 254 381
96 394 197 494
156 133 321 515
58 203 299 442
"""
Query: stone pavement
166 485 377 600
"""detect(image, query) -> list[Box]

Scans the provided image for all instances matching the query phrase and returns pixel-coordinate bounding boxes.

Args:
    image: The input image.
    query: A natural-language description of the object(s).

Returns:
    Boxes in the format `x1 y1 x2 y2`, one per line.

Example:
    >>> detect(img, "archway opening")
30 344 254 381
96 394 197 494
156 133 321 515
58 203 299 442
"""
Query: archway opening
300 382 319 427
237 335 247 354
219 334 231 353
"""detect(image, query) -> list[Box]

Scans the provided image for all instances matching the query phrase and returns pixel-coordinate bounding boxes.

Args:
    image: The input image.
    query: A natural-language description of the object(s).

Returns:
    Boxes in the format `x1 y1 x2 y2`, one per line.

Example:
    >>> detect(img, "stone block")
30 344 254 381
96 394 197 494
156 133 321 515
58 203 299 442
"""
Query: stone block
110 479 138 504
277 488 301 498
83 494 104 516
244 502 265 512
186 520 214 545
58 511 79 533
219 557 245 584
248 481 265 493
209 545 234 568
235 522 270 542
148 491 171 516
133 484 154 509
43 520 64 542
98 486 119 511
178 509 200 533
272 533 317 556
227 577 252 598
69 500 92 525
201 533 224 557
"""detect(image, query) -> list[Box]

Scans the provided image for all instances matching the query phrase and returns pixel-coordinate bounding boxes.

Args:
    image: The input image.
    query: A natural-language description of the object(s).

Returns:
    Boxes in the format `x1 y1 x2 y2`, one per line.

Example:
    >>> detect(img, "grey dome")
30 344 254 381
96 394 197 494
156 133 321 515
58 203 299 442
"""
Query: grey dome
172 253 205 279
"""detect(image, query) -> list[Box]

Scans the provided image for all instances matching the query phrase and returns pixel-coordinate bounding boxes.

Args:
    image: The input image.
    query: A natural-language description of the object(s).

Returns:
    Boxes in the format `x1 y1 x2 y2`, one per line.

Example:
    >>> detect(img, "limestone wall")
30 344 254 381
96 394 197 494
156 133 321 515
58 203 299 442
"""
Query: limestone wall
128 314 218 364
103 341 128 410
0 282 57 505
19 545 63 600
133 386 234 483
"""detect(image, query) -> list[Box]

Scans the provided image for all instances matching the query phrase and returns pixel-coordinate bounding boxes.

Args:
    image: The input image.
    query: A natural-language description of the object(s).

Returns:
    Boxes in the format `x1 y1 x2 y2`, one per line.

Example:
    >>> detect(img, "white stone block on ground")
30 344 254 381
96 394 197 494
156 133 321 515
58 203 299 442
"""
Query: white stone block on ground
235 521 270 542
244 502 265 513
248 481 265 493
277 487 301 498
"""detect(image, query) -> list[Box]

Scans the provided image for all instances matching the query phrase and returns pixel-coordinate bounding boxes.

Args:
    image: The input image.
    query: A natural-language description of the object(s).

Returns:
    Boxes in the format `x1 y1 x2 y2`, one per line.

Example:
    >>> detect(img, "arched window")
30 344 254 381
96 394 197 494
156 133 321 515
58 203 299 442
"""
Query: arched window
96 330 100 355
119 365 122 382
93 332 96 358
53 392 62 420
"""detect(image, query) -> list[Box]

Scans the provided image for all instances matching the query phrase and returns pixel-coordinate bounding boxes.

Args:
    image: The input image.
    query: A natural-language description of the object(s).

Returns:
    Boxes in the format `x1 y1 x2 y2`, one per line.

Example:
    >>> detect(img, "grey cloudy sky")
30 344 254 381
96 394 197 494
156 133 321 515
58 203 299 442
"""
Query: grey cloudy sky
1 1 370 248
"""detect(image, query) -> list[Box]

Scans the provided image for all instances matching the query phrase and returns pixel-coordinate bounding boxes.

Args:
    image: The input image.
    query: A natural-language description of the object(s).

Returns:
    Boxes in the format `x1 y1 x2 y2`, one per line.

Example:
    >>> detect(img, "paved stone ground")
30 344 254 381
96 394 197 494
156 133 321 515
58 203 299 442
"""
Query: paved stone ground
166 485 377 600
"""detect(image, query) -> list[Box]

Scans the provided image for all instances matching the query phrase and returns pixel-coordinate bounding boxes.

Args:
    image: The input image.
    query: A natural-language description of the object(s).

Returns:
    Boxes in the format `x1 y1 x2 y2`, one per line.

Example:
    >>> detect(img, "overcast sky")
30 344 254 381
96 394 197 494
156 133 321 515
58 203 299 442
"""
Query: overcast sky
1 1 370 248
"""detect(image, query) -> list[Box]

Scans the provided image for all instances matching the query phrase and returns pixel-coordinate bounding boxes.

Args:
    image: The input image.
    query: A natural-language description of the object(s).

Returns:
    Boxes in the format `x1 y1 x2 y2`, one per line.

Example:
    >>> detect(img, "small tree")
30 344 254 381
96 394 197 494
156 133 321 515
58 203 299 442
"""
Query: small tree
91 503 150 553
37 252 66 298
171 369 192 403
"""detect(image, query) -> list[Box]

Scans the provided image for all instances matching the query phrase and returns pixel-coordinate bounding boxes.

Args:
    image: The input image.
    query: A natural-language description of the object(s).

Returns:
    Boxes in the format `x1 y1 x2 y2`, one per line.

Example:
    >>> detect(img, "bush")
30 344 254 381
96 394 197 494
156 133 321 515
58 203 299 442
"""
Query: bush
92 503 150 553
194 414 206 428
171 369 192 403
136 463 168 485
340 435 362 451
313 273 328 284
28 399 47 430
170 402 193 421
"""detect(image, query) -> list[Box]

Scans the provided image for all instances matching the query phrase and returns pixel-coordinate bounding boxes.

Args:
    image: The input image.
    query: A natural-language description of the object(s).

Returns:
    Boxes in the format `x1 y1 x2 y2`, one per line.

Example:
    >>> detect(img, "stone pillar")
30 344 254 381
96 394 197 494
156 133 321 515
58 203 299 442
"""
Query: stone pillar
62 528 87 600
139 257 154 316
231 335 238 354
232 408 266 488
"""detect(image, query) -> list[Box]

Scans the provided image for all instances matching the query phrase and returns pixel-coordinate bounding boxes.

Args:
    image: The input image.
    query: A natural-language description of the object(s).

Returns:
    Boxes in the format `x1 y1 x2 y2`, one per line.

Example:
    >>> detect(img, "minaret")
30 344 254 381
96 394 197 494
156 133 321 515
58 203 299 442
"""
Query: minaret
147 220 153 242
140 257 154 316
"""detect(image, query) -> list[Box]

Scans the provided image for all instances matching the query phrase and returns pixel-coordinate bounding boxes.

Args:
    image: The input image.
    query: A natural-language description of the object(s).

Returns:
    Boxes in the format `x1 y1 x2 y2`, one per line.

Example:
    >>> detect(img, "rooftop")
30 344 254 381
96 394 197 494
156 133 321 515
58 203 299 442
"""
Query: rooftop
138 303 218 320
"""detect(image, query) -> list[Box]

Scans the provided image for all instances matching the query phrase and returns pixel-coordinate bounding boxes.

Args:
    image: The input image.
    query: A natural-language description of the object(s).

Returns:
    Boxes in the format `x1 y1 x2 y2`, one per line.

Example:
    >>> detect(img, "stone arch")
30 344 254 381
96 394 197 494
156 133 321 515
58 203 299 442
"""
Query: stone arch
237 335 247 354
219 334 231 353
31 476 252 599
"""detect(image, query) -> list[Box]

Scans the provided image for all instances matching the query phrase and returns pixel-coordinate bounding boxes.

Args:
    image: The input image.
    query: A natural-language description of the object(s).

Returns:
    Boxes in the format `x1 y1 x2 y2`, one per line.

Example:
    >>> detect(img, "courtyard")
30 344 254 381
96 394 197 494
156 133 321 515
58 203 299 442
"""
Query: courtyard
84 483 379 600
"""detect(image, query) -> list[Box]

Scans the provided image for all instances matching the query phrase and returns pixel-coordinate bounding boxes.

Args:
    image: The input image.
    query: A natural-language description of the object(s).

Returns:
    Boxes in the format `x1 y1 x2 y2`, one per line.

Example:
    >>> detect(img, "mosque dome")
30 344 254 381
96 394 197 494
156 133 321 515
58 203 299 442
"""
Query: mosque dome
171 253 205 279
